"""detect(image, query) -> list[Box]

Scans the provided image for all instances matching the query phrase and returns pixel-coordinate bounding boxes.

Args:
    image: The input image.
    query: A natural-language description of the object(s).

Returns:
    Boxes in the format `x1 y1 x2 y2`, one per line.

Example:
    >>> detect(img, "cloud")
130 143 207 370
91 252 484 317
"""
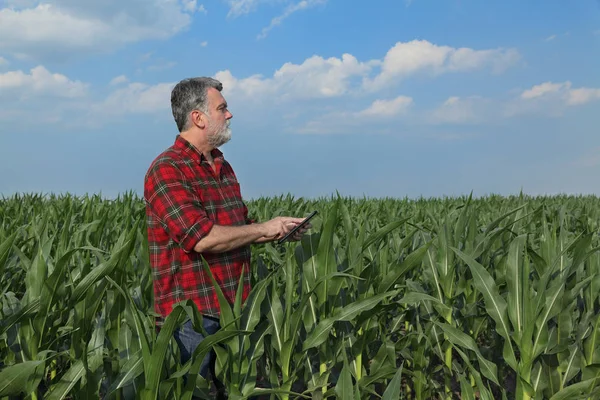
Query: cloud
428 82 600 125
0 56 8 66
95 82 176 115
215 40 516 103
146 61 177 72
430 96 488 124
182 0 207 13
567 87 600 105
226 0 261 17
359 96 413 117
0 65 89 125
445 81 600 121
0 1 198 61
519 81 600 106
364 40 520 90
215 53 373 101
257 0 326 40
0 65 87 99
521 81 571 99
110 75 129 86
544 32 569 42
200 41 208 47
294 95 414 134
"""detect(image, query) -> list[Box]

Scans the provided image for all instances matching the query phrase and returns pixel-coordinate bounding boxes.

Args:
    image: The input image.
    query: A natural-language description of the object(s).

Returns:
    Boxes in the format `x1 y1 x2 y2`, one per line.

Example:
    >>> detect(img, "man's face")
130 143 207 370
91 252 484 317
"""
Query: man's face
205 88 233 148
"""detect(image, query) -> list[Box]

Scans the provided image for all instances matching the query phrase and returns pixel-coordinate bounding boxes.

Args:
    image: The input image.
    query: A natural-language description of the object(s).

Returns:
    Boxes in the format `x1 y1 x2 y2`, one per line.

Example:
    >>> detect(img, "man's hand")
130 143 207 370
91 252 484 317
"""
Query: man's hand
255 216 313 243
259 217 304 239
287 221 311 242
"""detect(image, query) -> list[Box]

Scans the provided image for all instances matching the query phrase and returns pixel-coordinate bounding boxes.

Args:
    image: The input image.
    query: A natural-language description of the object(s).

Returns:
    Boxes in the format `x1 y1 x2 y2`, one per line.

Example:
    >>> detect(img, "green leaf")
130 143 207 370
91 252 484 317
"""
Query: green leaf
315 200 339 304
398 291 452 315
505 234 527 340
379 242 432 293
452 247 518 371
433 321 499 386
181 328 253 400
548 377 600 400
45 360 86 400
381 363 403 400
361 217 410 253
303 290 399 350
460 374 475 400
201 257 235 329
0 360 45 397
71 236 133 303
144 305 186 400
106 350 144 396
335 357 354 399
0 230 18 277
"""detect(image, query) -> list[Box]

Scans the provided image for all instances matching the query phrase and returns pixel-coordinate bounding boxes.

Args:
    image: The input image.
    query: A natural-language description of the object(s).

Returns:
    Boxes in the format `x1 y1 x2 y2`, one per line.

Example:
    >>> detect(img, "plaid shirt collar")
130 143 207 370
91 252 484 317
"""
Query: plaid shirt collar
174 135 223 165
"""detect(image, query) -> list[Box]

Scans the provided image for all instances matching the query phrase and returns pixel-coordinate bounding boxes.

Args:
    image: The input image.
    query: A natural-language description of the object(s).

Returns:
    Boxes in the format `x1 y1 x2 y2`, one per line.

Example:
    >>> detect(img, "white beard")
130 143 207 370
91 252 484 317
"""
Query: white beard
207 119 231 148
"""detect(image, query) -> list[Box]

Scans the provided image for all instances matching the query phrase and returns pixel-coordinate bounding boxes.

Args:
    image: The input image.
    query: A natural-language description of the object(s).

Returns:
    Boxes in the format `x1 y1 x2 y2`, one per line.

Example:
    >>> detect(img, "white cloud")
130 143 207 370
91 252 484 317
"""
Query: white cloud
567 88 600 105
110 75 129 86
216 53 372 101
365 40 520 90
426 82 600 124
519 81 600 106
183 0 196 12
359 96 413 117
521 81 571 99
544 32 569 42
430 96 489 124
0 65 89 124
226 0 261 17
146 61 177 72
182 0 206 13
0 65 87 99
0 56 7 65
215 40 519 103
257 0 326 40
96 82 175 115
0 1 197 61
200 41 208 47
294 95 414 134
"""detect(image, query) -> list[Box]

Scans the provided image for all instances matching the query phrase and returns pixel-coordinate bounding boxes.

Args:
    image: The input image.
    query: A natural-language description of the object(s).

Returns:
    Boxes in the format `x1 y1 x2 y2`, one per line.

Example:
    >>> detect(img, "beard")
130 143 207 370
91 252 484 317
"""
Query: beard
207 118 232 148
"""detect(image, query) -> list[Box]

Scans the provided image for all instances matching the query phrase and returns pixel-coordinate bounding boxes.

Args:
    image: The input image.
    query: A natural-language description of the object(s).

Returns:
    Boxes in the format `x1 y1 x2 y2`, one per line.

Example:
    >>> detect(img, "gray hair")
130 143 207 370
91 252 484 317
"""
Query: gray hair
170 77 223 132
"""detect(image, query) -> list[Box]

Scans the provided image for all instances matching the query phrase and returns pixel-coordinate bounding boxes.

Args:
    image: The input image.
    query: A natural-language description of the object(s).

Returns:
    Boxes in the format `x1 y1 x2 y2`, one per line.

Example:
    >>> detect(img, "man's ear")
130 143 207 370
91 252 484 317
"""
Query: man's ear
191 110 207 129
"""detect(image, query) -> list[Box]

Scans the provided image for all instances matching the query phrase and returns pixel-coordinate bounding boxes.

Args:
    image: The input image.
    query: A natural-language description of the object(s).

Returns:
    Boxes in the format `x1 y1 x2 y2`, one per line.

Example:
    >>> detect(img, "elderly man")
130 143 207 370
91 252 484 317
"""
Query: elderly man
143 77 308 398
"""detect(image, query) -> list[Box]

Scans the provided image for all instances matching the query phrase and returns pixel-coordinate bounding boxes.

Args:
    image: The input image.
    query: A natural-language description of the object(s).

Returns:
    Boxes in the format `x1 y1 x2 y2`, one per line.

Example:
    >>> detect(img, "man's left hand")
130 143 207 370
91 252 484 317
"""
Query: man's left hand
286 221 311 242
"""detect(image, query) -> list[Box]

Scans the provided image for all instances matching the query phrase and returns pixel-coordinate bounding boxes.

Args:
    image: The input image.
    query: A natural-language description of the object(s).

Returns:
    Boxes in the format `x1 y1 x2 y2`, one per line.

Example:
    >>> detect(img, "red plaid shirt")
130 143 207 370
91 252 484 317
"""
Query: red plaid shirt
144 135 252 323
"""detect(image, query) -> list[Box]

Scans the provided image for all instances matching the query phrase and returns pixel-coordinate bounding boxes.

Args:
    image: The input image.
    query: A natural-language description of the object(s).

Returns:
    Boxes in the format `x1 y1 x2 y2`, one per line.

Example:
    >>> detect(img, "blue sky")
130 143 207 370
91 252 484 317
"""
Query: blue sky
1 0 599 199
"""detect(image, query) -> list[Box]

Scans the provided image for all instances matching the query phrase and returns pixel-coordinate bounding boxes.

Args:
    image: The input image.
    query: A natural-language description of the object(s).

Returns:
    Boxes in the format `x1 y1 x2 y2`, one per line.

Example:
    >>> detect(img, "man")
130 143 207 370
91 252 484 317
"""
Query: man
143 77 309 397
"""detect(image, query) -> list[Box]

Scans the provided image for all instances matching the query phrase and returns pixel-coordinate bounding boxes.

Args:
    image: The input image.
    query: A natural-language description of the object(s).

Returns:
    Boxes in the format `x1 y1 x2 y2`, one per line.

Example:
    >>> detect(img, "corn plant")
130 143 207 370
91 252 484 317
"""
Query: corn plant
1 193 600 399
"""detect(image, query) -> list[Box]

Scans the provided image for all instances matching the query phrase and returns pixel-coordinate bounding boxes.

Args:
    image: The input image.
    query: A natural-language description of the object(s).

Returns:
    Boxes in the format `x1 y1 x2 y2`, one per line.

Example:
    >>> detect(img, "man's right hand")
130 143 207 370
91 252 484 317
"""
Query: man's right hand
260 216 306 240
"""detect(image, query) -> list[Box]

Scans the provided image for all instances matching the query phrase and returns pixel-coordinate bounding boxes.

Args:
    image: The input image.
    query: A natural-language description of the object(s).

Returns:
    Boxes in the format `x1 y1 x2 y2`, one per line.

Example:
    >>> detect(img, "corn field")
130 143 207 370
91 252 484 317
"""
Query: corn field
1 192 600 399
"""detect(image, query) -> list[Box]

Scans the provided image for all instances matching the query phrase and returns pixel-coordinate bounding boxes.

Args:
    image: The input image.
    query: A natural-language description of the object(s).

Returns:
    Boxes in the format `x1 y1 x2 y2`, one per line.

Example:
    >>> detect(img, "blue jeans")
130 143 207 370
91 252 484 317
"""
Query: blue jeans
173 316 226 398
173 316 221 377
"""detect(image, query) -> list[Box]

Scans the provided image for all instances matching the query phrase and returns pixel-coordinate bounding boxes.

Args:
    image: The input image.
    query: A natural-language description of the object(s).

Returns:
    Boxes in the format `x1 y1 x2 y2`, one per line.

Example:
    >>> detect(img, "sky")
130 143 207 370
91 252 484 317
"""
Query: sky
0 0 599 200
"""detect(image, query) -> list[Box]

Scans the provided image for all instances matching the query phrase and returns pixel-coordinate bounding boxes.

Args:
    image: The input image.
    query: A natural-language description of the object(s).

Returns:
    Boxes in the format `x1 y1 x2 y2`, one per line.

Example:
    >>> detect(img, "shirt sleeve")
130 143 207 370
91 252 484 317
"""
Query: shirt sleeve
144 159 214 252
